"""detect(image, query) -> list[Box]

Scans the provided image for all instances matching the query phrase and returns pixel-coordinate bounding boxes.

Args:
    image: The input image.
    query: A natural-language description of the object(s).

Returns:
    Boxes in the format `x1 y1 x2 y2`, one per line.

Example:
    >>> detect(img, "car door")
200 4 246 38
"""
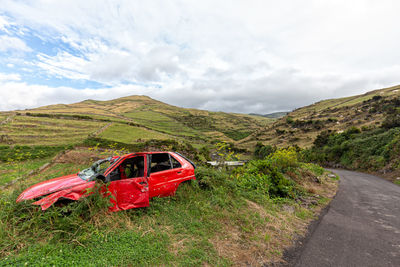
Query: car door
148 153 188 198
147 153 176 198
106 155 149 211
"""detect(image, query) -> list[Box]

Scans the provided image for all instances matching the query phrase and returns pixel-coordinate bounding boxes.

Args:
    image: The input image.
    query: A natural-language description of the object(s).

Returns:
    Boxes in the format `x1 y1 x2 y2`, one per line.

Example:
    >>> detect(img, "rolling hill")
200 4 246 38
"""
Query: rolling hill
0 94 338 266
0 95 273 154
246 84 400 148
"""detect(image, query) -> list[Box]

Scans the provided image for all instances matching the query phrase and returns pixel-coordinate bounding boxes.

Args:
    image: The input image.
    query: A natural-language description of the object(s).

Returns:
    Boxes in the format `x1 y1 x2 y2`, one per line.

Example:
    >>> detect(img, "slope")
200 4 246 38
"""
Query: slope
246 84 400 148
0 95 273 151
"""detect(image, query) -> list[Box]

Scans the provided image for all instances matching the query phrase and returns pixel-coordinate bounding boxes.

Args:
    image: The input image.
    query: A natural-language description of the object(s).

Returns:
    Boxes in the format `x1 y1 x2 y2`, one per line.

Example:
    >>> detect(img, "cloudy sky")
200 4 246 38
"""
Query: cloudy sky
0 0 399 113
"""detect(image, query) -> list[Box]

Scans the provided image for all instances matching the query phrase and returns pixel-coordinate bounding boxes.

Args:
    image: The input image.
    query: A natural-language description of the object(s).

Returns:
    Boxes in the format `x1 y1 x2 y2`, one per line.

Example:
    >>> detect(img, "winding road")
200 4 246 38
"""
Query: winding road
294 169 400 267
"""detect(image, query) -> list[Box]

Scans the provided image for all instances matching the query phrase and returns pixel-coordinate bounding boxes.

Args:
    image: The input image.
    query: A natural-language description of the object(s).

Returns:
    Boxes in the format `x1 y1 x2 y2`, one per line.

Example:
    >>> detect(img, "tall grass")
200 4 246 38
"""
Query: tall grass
0 148 332 266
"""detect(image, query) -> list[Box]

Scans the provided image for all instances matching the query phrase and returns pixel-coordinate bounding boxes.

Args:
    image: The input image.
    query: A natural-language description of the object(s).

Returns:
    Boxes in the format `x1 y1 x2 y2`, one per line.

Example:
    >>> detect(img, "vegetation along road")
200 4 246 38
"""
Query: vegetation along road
294 169 400 267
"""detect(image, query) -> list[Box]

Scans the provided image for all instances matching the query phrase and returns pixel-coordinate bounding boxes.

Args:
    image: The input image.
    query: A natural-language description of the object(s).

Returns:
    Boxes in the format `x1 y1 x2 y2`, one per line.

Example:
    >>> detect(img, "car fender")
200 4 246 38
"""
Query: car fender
33 182 95 210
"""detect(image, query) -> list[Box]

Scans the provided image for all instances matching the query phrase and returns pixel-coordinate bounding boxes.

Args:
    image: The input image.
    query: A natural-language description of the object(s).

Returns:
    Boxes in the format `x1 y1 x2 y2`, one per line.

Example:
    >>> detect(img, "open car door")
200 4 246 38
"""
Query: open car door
106 155 149 211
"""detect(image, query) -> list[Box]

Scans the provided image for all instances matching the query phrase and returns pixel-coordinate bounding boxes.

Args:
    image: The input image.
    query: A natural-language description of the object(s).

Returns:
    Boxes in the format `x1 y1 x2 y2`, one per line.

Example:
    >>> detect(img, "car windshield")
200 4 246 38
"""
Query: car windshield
78 157 119 181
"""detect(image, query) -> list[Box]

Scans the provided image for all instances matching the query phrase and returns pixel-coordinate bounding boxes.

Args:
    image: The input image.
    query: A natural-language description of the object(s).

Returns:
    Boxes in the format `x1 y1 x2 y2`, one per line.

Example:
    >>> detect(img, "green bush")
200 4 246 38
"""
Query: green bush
254 142 276 159
269 147 299 172
194 166 231 190
233 148 301 198
382 113 400 129
306 125 400 171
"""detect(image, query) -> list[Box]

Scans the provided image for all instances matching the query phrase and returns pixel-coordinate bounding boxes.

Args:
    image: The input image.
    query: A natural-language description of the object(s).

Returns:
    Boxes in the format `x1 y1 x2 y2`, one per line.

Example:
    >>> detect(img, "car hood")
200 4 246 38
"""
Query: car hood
17 174 88 202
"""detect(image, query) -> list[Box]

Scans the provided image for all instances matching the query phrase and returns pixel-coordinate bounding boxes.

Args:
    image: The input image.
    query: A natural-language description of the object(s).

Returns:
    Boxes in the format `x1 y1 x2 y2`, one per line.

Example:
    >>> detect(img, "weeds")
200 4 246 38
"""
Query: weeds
0 147 335 266
0 145 69 162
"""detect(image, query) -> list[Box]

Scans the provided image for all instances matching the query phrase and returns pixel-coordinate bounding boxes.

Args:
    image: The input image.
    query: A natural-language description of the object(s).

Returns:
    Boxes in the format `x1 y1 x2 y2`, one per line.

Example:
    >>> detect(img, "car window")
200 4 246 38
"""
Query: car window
150 153 172 173
170 155 182 169
123 156 145 178
109 156 145 181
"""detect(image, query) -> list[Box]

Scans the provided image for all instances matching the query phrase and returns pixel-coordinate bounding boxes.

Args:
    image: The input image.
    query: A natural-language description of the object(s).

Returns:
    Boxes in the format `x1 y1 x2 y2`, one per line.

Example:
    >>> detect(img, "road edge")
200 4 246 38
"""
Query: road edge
265 176 340 267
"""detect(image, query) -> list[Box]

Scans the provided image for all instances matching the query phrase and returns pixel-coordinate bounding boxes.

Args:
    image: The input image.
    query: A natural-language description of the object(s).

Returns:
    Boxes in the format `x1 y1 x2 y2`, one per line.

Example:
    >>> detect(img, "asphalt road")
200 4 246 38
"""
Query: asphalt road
295 169 400 267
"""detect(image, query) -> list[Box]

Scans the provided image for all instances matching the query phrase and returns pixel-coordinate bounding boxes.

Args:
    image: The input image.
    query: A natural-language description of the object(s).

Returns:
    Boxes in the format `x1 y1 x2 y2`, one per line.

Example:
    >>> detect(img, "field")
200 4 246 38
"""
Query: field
0 147 338 266
98 123 171 143
0 115 107 145
0 95 274 153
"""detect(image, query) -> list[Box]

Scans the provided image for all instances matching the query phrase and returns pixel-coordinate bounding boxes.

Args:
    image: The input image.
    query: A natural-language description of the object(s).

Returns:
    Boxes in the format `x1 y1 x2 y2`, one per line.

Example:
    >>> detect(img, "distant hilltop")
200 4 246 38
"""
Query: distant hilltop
249 112 289 119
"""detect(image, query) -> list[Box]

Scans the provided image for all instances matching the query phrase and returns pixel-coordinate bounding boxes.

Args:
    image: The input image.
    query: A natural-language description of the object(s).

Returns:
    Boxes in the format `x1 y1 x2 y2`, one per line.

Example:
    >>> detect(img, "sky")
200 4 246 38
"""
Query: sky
0 0 399 114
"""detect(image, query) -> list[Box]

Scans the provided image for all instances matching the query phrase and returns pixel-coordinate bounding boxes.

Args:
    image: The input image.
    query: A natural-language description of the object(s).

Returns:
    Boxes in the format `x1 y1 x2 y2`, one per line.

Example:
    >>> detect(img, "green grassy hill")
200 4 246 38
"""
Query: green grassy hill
0 95 273 152
0 93 341 266
249 84 400 148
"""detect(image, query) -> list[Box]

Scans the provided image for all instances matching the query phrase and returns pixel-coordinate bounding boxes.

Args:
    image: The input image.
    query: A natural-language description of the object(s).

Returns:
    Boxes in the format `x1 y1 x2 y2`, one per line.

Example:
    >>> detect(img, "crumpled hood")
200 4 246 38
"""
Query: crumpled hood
16 174 87 202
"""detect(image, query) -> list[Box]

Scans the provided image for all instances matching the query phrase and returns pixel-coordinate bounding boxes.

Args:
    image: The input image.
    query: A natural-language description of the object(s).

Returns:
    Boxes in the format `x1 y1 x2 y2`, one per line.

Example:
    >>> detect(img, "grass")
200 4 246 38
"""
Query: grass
98 123 171 143
0 158 50 186
124 110 200 138
0 148 338 266
0 115 106 145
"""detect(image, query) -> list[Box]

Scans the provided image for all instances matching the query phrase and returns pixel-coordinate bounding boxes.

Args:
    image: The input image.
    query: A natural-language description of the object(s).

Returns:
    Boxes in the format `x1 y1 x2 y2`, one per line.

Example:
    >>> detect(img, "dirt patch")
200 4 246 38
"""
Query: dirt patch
54 150 102 165
372 168 400 184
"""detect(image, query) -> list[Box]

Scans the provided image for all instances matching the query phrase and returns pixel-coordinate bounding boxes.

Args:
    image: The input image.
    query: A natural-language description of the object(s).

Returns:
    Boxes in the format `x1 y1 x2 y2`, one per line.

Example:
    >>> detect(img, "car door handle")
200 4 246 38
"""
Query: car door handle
177 171 182 174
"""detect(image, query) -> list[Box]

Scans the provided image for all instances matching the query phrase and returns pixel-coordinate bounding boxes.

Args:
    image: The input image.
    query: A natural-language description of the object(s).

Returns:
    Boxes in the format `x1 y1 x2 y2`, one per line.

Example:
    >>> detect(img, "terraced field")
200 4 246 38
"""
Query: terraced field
98 123 171 143
124 110 201 138
0 115 107 145
1 95 273 150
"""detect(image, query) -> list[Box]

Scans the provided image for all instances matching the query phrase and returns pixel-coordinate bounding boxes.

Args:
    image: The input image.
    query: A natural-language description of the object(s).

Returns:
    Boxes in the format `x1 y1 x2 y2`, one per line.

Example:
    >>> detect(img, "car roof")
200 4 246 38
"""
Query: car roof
121 151 172 157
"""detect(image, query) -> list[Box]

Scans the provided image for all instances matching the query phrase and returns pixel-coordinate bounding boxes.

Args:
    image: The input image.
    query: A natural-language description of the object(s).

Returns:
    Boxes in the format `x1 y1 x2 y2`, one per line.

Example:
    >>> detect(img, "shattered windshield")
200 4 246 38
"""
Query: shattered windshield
78 157 119 181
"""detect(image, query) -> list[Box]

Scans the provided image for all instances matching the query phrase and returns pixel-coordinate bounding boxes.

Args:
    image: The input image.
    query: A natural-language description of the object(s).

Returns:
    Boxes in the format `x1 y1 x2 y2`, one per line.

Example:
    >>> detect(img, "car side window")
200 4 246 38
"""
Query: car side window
170 155 182 169
109 156 145 181
150 153 172 173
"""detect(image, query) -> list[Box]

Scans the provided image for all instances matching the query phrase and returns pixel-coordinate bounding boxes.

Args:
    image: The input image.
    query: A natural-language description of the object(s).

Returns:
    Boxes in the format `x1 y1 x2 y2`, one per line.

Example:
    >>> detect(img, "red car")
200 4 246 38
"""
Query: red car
17 152 196 211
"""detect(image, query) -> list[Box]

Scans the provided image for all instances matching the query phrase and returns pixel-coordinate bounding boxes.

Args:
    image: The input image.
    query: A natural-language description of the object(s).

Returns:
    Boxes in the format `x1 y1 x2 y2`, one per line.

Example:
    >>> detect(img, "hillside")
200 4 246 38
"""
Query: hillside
246 84 400 148
0 96 338 265
0 95 273 152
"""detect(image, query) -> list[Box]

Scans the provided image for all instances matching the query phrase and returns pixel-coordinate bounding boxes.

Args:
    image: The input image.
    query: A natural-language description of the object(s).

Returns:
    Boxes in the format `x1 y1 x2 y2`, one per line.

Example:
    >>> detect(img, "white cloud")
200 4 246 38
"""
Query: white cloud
0 0 399 112
1 65 399 113
0 35 31 52
0 15 10 31
0 72 20 82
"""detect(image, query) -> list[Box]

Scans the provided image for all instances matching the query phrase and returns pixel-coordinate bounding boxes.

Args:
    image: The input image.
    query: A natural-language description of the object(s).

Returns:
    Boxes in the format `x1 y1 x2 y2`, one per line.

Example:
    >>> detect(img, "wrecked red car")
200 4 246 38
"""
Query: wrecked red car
17 152 196 211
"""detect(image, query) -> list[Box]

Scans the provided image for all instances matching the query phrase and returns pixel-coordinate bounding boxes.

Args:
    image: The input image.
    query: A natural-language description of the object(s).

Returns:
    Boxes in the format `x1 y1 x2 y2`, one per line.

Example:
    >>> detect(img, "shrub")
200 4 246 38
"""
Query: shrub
194 166 231 190
306 123 400 172
268 147 299 172
275 129 286 135
382 113 400 129
313 130 333 148
254 143 276 159
286 116 294 124
234 158 295 198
